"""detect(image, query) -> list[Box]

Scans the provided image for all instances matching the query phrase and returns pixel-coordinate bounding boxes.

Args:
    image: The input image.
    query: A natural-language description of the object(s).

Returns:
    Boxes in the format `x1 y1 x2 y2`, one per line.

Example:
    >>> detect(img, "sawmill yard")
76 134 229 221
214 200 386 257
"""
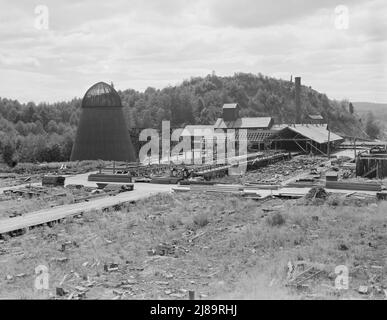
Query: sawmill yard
0 161 103 191
1 154 387 300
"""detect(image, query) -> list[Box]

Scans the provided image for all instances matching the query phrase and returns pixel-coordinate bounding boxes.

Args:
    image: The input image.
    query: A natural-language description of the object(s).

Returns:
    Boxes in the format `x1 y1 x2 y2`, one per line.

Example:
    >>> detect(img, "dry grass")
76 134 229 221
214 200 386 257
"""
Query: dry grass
0 192 386 299
193 213 209 228
0 188 77 219
266 212 286 227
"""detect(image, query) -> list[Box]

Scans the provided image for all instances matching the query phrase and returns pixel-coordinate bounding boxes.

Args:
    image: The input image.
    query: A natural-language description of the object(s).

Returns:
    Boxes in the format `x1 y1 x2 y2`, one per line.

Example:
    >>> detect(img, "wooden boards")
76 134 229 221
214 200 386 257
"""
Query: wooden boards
88 173 132 183
325 181 382 192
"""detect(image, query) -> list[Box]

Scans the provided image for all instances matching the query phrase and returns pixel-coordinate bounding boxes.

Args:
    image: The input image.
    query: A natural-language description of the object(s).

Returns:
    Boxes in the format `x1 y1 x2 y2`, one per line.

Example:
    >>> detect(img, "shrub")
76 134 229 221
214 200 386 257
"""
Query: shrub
193 213 209 228
327 195 343 206
266 212 286 227
166 214 183 230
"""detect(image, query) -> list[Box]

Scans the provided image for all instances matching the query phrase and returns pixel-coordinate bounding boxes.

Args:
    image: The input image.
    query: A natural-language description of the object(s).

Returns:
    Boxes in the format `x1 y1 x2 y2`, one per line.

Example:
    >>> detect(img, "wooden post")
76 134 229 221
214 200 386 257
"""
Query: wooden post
188 290 195 300
192 137 194 165
353 137 357 160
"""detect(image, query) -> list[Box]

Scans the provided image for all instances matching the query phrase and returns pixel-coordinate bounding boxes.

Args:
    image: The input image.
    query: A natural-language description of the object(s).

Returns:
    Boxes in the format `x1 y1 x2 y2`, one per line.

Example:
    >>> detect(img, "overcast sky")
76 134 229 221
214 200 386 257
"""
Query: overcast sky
0 0 386 104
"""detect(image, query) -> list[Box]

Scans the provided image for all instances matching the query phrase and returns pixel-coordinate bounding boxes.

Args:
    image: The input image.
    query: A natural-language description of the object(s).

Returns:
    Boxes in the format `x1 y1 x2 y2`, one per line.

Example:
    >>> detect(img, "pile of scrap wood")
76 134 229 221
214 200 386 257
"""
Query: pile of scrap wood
3 186 53 198
102 184 134 193
147 241 188 257
244 156 326 185
72 184 134 203
42 175 65 187
305 187 328 200
286 261 325 288
276 188 310 199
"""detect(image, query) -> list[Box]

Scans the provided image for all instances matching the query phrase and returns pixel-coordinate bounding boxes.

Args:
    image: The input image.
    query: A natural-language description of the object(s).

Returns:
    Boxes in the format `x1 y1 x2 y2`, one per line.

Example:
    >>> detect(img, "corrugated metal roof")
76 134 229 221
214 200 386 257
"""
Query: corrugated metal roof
181 125 214 137
214 117 273 129
239 117 272 128
272 123 328 131
282 124 343 144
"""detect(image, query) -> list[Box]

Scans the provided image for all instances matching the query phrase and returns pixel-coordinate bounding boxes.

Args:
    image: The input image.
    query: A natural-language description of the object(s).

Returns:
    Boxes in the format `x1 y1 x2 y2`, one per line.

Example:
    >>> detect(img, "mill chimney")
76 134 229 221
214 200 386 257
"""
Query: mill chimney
295 77 301 123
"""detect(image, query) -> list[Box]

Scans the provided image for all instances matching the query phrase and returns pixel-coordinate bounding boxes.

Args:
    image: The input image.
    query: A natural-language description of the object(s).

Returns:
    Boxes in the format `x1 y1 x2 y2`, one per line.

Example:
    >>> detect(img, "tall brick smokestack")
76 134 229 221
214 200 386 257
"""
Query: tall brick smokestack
295 76 301 123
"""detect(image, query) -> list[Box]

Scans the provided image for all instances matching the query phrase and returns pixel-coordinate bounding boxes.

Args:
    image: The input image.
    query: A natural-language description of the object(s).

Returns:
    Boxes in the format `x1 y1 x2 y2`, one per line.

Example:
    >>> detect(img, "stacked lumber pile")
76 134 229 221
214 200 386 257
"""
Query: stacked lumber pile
244 183 280 190
326 181 382 192
88 173 132 183
150 176 182 184
190 184 243 194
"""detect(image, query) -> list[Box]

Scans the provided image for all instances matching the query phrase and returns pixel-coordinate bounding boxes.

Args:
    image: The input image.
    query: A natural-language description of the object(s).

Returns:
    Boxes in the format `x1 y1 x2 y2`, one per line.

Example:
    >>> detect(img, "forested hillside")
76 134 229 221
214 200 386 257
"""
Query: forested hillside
0 73 368 165
123 73 365 135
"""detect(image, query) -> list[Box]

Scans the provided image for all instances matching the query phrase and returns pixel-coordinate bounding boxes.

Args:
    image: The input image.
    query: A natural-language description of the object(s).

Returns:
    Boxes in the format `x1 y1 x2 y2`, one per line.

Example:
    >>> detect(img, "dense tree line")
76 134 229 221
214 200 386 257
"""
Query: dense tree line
0 99 79 166
0 73 369 165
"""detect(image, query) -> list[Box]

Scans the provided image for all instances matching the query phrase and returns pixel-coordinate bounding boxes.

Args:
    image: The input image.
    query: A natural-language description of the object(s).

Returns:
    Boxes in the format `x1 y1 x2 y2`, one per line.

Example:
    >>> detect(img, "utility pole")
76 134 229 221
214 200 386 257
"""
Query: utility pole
327 119 331 159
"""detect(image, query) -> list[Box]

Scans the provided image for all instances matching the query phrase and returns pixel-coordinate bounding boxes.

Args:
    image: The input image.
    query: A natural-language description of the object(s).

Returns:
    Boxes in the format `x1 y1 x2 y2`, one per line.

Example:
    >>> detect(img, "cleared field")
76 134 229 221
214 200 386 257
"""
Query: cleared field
0 191 386 299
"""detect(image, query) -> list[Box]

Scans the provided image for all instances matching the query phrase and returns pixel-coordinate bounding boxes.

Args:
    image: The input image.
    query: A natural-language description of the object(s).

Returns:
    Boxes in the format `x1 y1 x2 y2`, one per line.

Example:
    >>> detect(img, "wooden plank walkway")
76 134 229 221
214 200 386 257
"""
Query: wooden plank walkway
0 183 172 235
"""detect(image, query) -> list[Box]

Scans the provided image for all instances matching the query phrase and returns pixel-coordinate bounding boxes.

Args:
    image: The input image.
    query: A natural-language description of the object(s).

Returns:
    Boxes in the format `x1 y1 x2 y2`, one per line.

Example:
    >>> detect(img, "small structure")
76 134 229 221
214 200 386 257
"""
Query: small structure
214 103 273 130
325 171 338 182
307 114 325 125
221 103 240 122
267 124 344 155
213 103 274 150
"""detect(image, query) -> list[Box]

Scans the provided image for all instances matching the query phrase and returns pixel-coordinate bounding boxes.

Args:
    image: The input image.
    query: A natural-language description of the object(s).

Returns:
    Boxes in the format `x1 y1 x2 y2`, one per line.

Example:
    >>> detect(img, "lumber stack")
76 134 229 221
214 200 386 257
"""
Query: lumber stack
286 182 320 188
88 173 132 183
190 184 243 194
150 176 182 184
179 180 216 186
325 181 382 191
243 183 280 190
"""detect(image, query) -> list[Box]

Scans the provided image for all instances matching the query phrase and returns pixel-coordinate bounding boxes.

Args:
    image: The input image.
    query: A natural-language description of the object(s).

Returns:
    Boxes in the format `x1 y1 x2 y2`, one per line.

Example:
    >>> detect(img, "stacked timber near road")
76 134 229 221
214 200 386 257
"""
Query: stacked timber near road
325 181 383 192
